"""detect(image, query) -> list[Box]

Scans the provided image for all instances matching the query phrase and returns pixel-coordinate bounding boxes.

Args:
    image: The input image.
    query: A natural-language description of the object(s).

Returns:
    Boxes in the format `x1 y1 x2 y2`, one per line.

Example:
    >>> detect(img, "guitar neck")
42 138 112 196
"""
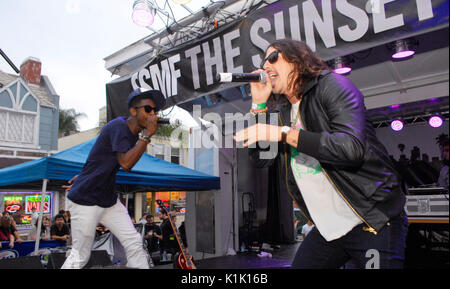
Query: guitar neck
167 215 187 254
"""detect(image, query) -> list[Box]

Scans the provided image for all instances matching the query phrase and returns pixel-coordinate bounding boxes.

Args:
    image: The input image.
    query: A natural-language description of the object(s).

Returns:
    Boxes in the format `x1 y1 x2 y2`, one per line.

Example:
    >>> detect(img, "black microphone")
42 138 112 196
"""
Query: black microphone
216 72 267 84
157 118 180 126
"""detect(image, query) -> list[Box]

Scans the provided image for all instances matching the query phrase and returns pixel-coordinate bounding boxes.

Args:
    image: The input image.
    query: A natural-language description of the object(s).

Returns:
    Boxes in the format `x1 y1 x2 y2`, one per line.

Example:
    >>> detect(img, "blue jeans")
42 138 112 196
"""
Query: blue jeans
291 212 408 269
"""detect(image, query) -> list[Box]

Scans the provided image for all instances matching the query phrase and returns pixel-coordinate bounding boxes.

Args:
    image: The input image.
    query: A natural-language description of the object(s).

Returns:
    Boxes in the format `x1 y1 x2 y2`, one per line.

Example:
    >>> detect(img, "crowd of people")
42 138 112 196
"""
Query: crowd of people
389 138 449 190
0 209 71 248
0 204 185 264
138 210 187 263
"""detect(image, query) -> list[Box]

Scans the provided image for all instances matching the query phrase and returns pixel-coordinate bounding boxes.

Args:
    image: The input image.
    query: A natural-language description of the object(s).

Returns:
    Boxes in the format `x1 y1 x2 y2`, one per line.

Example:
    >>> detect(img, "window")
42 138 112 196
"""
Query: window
171 147 180 164
151 143 165 160
0 80 38 146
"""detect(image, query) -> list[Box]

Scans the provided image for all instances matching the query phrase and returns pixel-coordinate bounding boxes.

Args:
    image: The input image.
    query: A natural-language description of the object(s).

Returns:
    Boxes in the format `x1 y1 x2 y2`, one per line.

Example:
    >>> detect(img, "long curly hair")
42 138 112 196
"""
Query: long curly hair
0 216 12 236
266 39 329 100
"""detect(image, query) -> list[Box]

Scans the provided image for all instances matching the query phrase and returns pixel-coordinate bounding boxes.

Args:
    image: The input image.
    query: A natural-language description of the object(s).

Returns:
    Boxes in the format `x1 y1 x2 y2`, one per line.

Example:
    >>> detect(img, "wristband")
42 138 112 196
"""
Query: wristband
139 133 151 144
250 107 268 115
251 102 267 110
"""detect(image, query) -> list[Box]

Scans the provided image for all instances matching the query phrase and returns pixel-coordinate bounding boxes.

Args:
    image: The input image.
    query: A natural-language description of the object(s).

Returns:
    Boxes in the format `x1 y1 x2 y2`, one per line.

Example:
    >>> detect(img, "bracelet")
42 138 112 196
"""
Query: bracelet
251 102 267 110
139 133 151 144
250 107 268 115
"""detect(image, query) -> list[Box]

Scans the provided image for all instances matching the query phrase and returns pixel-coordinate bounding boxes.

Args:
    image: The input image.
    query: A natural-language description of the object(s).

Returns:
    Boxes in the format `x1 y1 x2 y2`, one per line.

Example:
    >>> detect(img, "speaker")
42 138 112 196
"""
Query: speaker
47 250 113 269
47 252 67 269
0 256 44 269
84 250 113 268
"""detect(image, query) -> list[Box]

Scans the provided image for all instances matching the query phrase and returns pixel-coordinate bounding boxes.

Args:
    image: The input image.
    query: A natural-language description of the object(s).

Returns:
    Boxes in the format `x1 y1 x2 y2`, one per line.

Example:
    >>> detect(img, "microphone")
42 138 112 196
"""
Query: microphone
216 72 267 84
157 118 181 126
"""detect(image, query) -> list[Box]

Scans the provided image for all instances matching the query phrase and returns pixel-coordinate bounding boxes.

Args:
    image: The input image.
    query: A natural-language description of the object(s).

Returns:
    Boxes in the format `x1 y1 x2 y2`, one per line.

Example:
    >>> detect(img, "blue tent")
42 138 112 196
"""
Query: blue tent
0 137 220 192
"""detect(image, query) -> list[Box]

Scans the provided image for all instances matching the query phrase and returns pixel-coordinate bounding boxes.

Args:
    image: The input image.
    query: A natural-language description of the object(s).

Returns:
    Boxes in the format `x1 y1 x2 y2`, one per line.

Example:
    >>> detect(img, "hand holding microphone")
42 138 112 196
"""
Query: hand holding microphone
216 70 272 105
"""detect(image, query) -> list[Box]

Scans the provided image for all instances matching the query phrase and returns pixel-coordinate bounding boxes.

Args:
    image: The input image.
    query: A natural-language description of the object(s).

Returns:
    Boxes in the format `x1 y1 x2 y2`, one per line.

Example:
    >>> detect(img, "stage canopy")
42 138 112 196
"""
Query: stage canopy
0 137 220 192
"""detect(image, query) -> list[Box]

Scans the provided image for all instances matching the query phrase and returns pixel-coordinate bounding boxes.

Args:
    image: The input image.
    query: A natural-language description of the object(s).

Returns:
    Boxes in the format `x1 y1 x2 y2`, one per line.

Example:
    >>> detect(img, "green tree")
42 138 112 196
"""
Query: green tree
59 108 86 137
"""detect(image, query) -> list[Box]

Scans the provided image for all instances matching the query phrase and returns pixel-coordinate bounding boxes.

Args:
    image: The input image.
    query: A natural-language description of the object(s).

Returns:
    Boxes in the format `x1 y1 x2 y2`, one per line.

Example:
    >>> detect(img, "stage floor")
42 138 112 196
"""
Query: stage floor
154 241 301 269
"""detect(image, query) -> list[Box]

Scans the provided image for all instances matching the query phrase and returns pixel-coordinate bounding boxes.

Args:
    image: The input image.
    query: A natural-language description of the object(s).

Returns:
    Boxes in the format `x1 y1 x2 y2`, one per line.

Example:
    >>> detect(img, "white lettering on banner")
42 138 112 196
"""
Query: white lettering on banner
416 0 434 21
138 69 153 90
185 45 202 89
150 59 171 96
372 0 404 34
274 11 286 39
303 0 336 52
131 72 139 90
129 0 441 95
203 37 224 86
337 0 370 42
223 29 243 73
130 54 181 97
169 54 181 96
250 18 271 68
289 5 302 41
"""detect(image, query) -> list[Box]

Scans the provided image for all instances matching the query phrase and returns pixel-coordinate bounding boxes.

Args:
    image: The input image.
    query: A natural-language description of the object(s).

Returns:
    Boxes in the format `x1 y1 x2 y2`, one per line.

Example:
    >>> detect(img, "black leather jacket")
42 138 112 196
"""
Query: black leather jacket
250 70 406 234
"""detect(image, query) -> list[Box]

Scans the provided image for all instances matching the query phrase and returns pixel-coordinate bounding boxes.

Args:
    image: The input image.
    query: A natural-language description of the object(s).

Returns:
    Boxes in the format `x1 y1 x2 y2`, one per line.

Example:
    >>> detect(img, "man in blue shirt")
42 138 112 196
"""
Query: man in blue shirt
61 88 165 269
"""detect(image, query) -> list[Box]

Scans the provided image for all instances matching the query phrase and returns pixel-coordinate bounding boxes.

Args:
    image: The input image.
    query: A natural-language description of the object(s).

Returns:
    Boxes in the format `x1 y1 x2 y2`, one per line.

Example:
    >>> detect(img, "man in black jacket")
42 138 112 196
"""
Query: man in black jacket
234 39 407 269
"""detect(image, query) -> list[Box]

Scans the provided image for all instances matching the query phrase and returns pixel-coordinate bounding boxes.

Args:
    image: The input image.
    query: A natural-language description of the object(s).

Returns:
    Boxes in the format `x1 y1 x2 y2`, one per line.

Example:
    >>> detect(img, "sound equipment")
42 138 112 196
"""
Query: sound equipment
156 199 196 269
405 191 449 217
47 250 112 269
0 255 43 269
407 187 448 195
47 252 66 269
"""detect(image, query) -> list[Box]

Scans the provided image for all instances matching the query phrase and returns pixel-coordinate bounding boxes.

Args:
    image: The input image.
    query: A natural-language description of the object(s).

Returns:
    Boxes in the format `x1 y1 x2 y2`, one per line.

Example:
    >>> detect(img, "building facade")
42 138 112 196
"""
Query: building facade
0 57 60 238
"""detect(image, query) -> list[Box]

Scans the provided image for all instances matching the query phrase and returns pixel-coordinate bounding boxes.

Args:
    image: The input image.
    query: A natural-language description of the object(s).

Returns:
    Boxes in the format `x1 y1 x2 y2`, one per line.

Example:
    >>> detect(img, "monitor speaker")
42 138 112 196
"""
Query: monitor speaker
0 256 44 269
47 250 113 269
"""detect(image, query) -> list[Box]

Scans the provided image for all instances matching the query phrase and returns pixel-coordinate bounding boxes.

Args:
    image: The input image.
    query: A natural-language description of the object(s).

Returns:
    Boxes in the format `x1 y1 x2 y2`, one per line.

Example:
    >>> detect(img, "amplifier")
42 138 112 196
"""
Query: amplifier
405 194 449 217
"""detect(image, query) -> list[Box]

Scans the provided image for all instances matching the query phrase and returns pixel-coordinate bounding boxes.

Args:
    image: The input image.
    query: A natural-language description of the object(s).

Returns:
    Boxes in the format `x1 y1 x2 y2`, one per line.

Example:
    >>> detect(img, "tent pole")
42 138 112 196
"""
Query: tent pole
34 178 48 255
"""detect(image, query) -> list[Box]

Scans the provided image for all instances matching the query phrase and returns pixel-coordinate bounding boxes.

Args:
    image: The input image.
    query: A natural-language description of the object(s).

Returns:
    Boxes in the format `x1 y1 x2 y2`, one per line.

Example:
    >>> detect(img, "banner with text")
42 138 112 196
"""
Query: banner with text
107 0 449 120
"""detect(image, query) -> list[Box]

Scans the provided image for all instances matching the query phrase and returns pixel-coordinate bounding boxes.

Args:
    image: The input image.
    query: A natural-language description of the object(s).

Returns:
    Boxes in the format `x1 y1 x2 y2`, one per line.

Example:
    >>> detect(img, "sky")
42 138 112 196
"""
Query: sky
0 0 208 131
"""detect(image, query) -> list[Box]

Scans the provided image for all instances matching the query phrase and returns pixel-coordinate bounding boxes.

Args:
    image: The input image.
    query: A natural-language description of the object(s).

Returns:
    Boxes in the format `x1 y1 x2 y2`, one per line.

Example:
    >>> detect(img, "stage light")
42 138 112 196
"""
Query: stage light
429 115 443 128
391 39 415 59
331 56 352 75
391 119 404 132
171 0 192 4
132 0 156 27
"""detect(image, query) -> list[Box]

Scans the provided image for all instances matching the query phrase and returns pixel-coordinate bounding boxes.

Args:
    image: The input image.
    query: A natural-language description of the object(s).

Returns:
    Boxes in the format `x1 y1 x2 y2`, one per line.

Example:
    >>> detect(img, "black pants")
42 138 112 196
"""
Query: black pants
291 212 408 269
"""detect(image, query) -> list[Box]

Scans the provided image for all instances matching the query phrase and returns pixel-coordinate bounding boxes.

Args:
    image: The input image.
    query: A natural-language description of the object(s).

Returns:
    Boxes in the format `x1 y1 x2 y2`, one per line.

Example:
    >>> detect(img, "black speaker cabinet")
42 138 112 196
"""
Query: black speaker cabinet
0 256 44 269
47 250 113 269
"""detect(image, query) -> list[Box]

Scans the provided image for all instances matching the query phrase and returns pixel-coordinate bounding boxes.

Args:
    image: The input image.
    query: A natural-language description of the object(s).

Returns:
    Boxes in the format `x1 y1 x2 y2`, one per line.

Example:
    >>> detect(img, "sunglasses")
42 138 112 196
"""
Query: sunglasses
134 105 158 114
260 49 279 69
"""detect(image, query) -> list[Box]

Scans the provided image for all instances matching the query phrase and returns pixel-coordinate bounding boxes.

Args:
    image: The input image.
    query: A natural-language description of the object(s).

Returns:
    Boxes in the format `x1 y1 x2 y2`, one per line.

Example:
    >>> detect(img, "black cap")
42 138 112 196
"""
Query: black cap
127 88 166 110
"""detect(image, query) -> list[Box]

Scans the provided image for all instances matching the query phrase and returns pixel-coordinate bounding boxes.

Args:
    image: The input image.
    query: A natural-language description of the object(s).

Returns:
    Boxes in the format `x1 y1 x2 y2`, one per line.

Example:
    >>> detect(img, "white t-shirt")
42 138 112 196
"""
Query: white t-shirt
301 223 314 237
290 102 362 241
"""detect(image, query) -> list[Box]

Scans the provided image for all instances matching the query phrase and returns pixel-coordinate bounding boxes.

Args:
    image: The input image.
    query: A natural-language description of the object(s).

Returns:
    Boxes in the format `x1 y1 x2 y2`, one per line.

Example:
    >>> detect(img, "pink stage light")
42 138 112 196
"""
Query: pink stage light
428 116 443 128
392 39 415 59
334 67 352 75
392 50 415 59
132 0 155 27
391 120 404 131
332 56 352 75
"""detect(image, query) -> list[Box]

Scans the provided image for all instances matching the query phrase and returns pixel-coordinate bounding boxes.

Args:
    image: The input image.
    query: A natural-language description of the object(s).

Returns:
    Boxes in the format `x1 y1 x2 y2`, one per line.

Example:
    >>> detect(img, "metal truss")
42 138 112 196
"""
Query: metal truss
141 0 274 58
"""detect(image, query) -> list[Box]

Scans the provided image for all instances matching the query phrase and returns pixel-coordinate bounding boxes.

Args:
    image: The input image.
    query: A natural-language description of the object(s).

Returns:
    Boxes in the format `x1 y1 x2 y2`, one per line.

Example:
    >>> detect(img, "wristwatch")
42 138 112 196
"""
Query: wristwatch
139 132 151 144
281 126 291 144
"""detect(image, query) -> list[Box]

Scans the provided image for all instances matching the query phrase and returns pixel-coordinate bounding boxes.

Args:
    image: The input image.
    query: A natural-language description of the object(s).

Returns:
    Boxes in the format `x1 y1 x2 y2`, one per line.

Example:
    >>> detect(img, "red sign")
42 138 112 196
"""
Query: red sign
5 204 21 213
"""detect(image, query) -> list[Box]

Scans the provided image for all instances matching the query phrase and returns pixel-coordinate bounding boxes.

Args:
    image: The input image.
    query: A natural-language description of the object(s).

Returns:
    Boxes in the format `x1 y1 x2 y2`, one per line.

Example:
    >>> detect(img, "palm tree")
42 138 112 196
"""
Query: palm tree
59 108 86 137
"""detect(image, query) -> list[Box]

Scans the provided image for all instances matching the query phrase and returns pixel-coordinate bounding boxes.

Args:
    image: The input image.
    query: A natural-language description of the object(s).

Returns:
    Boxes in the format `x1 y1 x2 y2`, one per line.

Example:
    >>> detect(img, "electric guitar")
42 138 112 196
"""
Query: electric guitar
156 199 196 269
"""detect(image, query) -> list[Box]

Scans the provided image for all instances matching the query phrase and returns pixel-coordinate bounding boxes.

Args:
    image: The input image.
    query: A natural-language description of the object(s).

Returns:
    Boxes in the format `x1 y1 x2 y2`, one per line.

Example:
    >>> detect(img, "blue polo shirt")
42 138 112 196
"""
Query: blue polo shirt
67 117 138 208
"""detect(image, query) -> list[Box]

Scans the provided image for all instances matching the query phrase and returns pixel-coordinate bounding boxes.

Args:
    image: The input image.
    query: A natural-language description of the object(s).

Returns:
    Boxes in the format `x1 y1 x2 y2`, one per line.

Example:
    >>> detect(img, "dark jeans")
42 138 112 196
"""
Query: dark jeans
291 212 409 269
